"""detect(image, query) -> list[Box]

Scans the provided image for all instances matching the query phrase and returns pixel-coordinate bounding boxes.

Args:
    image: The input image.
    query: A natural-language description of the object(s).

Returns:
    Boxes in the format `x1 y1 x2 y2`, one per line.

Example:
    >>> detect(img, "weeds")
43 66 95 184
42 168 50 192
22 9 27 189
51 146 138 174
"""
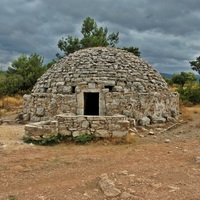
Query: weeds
8 195 16 200
73 133 95 144
23 134 70 146
23 132 138 146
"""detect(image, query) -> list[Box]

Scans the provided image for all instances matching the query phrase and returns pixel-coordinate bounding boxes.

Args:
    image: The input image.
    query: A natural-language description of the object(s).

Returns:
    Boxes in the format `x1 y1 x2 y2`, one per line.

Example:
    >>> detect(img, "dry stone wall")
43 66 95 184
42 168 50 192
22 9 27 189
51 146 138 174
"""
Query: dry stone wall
23 90 179 125
24 115 130 139
57 115 129 138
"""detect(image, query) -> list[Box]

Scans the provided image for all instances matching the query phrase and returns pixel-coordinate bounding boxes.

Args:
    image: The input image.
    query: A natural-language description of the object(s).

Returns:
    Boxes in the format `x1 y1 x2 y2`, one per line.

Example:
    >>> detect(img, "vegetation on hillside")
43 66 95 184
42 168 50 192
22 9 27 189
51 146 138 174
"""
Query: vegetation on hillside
163 71 200 105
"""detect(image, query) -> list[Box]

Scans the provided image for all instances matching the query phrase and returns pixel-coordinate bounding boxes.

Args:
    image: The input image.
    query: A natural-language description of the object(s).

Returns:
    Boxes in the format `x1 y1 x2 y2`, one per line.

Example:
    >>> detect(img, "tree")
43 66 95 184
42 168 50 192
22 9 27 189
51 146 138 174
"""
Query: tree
6 53 46 92
121 47 141 57
58 17 140 57
171 72 197 87
190 56 200 74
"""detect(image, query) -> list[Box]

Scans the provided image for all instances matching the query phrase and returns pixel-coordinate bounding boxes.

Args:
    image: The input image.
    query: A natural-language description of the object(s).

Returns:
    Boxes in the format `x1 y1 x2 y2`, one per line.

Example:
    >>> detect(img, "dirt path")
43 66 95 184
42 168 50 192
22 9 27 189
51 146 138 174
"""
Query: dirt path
0 109 200 200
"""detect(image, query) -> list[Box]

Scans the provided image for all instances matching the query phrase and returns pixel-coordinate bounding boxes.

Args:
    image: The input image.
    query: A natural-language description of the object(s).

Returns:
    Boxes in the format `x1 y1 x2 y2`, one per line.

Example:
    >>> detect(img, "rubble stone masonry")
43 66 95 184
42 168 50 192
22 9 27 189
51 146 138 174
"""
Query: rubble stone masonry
23 47 179 139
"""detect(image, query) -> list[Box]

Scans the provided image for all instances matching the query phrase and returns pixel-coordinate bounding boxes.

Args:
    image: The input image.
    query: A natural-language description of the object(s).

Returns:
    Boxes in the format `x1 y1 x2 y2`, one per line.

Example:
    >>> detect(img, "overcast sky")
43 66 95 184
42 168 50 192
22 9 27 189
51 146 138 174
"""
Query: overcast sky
0 0 200 74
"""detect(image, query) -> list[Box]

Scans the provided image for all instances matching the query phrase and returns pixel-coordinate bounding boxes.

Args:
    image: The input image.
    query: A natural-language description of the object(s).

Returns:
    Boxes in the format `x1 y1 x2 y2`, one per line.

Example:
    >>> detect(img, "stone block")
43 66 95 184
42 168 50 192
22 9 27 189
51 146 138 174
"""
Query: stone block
82 120 89 128
23 94 31 101
36 107 45 117
63 86 72 94
23 113 30 121
25 124 52 136
152 117 166 124
56 82 65 86
59 129 71 136
95 130 110 137
138 117 151 126
72 131 80 137
88 83 96 89
112 131 127 137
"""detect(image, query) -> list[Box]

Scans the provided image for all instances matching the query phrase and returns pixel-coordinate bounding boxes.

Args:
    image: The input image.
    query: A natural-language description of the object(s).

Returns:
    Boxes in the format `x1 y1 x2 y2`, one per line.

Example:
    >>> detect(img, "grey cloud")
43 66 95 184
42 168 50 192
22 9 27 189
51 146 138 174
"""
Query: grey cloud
0 0 200 74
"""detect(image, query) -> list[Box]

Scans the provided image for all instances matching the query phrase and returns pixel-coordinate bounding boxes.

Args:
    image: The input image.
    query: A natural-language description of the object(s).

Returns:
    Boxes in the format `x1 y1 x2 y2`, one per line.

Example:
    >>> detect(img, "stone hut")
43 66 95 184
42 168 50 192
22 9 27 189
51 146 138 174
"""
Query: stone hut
23 47 179 138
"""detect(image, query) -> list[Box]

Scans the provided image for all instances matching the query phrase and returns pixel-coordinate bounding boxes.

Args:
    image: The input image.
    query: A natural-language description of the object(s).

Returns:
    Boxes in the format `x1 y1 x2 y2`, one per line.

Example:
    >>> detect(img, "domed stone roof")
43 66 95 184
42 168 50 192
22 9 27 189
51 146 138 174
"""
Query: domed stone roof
32 47 168 94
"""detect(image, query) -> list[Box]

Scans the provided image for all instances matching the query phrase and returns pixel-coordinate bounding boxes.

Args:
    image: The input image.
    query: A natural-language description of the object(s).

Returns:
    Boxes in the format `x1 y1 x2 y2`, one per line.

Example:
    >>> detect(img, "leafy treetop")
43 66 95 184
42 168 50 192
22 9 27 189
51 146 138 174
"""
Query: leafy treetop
171 72 197 87
57 17 140 57
190 56 200 74
6 53 46 92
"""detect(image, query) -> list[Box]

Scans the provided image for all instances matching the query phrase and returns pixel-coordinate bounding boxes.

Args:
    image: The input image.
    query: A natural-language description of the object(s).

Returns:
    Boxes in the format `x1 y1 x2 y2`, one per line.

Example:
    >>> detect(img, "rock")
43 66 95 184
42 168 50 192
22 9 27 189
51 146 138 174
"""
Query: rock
18 112 24 120
168 185 180 192
36 107 45 117
129 128 137 134
162 112 168 118
171 110 177 117
165 139 171 143
23 113 30 121
118 170 128 175
138 117 150 126
99 173 121 197
121 192 133 199
194 156 200 163
152 117 166 124
23 94 31 101
167 117 175 122
148 131 155 135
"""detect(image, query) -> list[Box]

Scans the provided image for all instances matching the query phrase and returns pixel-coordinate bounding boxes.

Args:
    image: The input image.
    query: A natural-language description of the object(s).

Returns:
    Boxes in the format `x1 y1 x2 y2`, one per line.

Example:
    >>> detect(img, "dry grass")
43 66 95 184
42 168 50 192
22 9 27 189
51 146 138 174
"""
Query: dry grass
169 85 177 92
0 95 23 117
180 104 200 121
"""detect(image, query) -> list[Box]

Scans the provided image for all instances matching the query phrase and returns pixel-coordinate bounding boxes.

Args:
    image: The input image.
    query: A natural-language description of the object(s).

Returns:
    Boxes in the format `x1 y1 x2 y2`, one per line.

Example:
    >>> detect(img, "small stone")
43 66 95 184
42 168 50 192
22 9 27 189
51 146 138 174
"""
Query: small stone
121 192 133 199
194 156 200 163
165 139 171 143
168 185 179 192
99 173 121 197
140 127 148 131
138 117 150 126
36 107 45 117
149 131 155 135
128 174 136 177
118 170 128 175
155 128 164 131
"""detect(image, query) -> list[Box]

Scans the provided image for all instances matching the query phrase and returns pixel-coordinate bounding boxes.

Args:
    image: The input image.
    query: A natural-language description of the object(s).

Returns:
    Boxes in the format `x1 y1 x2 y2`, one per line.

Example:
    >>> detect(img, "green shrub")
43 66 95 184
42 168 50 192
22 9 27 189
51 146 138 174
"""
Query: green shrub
177 84 200 104
23 133 96 145
73 133 95 144
23 134 69 146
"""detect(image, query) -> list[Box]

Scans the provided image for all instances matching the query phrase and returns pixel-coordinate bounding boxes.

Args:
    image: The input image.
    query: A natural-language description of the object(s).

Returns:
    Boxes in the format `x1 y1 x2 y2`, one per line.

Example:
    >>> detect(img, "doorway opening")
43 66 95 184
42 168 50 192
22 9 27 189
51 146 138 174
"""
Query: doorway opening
84 92 99 115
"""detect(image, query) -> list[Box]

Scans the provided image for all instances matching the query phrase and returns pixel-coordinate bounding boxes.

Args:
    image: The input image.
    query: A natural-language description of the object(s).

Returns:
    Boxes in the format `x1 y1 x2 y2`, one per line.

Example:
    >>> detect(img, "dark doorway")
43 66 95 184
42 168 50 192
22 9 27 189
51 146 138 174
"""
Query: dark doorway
84 92 99 115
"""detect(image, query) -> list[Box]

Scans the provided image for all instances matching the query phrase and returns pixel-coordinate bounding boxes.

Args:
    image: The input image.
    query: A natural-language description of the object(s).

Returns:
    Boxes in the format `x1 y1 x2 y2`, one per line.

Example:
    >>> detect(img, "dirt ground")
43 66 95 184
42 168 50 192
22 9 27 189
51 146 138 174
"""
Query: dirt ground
0 108 200 200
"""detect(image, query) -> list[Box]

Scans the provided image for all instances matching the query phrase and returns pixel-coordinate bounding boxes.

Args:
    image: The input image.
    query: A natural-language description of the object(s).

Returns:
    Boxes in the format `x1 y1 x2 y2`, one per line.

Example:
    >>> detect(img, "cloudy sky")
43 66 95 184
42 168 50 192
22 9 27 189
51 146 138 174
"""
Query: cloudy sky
0 0 200 74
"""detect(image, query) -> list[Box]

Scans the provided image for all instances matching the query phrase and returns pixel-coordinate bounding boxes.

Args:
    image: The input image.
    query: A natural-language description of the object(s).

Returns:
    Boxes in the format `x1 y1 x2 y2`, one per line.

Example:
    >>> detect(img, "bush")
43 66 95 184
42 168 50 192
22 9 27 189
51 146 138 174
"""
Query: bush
177 84 200 104
23 133 96 146
23 134 69 146
73 133 95 144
